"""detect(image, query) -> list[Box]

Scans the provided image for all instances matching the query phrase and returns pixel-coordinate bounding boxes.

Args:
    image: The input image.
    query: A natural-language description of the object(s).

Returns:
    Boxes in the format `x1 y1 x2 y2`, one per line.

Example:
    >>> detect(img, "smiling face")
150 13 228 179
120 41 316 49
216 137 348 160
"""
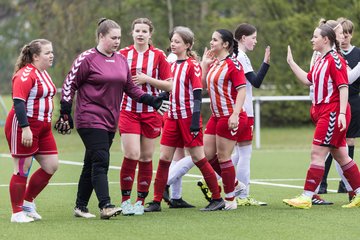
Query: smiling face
210 31 228 56
33 43 54 71
132 23 152 46
99 28 121 55
242 31 257 51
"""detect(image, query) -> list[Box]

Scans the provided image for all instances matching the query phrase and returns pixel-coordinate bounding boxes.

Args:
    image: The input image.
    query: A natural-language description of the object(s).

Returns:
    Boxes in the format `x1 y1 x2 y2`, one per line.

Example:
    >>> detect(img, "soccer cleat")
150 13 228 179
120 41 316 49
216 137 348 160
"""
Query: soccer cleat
22 200 42 220
133 201 144 215
11 211 34 223
224 199 237 210
342 195 360 208
74 206 96 218
338 180 348 193
318 182 327 194
121 199 135 216
100 204 122 219
197 179 212 202
234 181 247 198
144 201 161 212
200 198 225 211
311 194 333 205
283 195 312 209
169 198 195 208
236 197 267 206
162 185 171 204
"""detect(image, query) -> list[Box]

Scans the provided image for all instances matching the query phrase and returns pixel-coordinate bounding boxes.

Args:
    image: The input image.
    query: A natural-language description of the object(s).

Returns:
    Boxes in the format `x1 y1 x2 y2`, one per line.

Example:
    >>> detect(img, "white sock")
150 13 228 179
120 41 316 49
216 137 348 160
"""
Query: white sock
236 144 252 198
170 177 182 199
303 191 314 198
231 145 240 167
167 156 194 186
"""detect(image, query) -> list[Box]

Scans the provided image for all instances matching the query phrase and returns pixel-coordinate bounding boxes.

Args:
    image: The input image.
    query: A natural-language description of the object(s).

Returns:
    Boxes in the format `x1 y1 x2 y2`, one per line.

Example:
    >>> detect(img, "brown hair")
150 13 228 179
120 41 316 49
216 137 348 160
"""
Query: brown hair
234 23 257 41
132 18 154 33
317 24 340 53
170 26 198 60
337 17 354 34
318 18 341 31
14 39 51 74
96 18 121 43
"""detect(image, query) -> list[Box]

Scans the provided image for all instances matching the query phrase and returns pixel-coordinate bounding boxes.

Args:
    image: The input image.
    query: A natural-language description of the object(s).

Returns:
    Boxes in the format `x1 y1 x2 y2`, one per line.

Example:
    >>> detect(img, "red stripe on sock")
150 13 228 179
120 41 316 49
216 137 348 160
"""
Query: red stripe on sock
137 161 153 204
342 161 360 192
220 160 235 199
304 165 324 192
24 168 53 202
153 160 171 202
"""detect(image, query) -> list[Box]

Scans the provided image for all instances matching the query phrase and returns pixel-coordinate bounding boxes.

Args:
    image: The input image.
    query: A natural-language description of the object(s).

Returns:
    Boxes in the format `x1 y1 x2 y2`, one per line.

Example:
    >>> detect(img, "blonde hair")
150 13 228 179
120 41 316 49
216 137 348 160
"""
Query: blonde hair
170 26 198 60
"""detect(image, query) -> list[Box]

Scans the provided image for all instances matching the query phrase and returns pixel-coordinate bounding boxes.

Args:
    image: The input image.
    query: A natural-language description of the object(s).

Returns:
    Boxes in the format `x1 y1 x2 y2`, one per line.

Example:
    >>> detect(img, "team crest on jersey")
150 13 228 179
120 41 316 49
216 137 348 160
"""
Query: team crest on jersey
330 51 342 70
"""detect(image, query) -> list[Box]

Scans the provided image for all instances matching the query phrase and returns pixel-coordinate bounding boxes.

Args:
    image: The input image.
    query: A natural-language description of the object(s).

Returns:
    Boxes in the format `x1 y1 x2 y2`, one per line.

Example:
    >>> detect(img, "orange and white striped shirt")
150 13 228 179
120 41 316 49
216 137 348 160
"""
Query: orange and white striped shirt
12 64 56 122
206 57 246 117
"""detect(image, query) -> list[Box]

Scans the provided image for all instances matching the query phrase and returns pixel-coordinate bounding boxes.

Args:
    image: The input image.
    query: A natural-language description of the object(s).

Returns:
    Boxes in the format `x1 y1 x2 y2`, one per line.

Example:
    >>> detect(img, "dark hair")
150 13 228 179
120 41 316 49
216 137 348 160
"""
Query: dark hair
216 29 238 57
170 26 198 60
14 39 51 74
234 23 257 41
317 24 340 53
96 18 121 43
337 17 354 34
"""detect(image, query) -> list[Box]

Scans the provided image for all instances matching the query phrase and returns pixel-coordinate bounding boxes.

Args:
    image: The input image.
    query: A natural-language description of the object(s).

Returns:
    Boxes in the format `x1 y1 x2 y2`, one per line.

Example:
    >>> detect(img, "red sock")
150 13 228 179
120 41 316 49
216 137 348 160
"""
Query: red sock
303 164 324 192
24 168 53 202
153 160 171 202
120 157 138 202
209 156 222 176
220 160 235 201
195 158 221 199
136 161 153 204
341 160 360 192
9 174 27 213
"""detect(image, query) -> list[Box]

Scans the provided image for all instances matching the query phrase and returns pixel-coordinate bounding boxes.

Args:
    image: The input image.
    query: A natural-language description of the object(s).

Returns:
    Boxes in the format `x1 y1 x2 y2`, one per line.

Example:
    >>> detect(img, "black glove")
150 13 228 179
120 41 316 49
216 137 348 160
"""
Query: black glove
54 101 73 135
139 93 170 115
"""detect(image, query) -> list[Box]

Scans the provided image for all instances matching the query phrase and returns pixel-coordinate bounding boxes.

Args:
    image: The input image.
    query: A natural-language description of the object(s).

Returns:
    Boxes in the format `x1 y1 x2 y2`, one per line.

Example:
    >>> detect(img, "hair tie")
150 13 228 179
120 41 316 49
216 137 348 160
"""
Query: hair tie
98 18 107 26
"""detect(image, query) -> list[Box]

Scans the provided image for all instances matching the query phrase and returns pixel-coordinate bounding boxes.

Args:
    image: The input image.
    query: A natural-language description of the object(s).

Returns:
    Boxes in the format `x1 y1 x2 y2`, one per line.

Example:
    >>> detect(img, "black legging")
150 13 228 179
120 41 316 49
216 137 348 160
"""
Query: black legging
76 128 115 209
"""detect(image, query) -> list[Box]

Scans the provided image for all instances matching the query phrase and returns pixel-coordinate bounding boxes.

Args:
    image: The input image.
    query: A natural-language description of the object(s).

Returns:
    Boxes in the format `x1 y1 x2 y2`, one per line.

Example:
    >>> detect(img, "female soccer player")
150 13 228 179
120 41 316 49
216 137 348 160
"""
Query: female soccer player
55 18 169 219
145 26 223 212
233 23 270 206
284 24 360 209
201 29 247 210
5 39 58 223
118 18 173 216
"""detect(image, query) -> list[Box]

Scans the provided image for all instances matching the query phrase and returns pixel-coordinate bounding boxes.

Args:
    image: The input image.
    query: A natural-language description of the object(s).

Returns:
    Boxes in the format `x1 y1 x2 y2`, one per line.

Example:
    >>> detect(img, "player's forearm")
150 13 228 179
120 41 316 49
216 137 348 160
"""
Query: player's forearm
339 86 349 114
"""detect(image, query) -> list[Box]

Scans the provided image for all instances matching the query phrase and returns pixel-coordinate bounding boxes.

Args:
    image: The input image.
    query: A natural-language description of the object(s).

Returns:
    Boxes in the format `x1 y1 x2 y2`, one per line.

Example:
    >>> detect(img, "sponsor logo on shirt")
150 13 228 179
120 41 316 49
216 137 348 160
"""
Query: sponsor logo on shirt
105 59 115 63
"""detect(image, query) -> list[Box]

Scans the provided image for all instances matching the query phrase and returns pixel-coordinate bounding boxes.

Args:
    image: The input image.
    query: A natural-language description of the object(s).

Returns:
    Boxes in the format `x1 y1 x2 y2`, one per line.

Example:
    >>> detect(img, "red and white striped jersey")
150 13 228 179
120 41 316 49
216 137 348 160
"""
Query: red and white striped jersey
206 57 246 117
308 50 348 105
168 58 202 119
120 45 172 113
12 64 56 122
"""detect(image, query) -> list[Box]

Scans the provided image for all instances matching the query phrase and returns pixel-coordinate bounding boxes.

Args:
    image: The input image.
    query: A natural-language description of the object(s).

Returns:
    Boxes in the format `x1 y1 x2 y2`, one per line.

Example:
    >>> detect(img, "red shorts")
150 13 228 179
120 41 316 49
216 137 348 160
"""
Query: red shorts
205 112 247 141
160 117 203 148
237 117 253 142
311 102 351 148
118 111 162 138
5 110 58 158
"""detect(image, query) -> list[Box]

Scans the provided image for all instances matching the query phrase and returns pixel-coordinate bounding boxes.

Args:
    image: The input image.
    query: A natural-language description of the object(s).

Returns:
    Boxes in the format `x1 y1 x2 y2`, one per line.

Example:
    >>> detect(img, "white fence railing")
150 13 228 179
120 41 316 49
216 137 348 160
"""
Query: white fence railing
203 95 311 149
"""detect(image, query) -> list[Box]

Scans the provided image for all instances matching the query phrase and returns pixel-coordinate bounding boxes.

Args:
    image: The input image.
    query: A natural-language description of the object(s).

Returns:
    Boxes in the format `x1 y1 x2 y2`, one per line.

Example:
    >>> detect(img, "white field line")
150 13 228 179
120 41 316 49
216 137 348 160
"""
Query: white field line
0 153 339 192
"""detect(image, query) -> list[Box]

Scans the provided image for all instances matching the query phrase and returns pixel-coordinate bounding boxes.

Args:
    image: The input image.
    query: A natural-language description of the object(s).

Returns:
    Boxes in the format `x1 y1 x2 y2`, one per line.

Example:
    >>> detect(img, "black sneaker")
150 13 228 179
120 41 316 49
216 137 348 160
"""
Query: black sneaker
163 185 170 204
311 194 333 205
144 201 161 212
318 182 327 194
338 180 348 193
200 198 225 211
169 198 195 208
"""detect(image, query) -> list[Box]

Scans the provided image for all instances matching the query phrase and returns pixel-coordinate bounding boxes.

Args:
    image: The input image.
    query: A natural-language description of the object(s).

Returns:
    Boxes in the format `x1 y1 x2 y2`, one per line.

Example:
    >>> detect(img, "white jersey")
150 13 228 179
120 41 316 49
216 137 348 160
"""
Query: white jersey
237 49 255 117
